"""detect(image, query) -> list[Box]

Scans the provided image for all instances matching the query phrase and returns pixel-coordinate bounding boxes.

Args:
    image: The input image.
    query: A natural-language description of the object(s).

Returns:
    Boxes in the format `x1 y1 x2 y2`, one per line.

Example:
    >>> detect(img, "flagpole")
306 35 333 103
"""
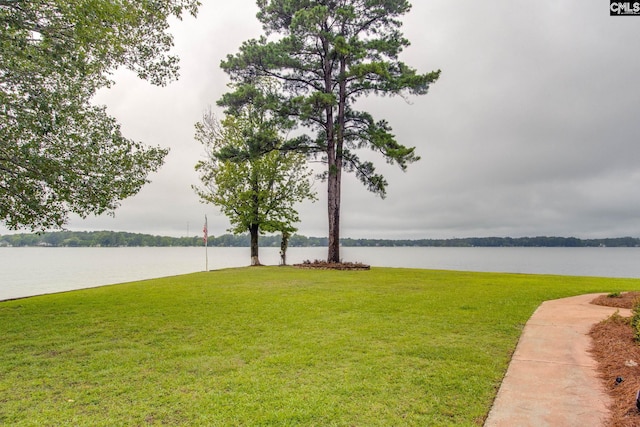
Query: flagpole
204 215 208 271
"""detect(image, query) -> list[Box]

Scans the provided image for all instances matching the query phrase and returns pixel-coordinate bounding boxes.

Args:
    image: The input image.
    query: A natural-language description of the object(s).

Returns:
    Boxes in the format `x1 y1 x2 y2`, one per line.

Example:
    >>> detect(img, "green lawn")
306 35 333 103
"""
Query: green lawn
2 267 639 426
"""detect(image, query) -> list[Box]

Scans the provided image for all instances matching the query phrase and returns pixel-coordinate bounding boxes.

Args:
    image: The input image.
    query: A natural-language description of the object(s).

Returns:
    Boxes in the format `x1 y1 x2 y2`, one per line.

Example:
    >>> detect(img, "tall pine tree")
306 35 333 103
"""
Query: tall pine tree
220 1 439 262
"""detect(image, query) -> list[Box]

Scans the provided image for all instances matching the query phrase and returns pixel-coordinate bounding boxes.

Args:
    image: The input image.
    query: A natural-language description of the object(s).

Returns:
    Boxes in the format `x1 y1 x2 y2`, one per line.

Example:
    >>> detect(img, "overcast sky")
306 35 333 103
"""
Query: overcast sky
6 1 640 240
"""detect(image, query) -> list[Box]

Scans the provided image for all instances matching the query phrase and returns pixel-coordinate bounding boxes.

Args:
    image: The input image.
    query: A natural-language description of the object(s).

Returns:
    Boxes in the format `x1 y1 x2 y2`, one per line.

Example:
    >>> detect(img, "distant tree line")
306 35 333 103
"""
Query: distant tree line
0 231 328 248
341 236 640 247
0 231 199 248
1 232 639 248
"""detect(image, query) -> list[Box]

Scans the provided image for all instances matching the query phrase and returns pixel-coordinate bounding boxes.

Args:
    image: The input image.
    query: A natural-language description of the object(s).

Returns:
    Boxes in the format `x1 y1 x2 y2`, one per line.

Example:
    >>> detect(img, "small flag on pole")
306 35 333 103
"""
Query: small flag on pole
203 215 208 245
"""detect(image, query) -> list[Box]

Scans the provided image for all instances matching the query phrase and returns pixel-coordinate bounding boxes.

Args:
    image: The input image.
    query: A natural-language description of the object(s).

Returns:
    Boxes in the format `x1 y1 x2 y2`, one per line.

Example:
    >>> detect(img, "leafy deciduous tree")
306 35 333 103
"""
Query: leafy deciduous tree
0 0 200 230
193 108 315 266
219 0 440 262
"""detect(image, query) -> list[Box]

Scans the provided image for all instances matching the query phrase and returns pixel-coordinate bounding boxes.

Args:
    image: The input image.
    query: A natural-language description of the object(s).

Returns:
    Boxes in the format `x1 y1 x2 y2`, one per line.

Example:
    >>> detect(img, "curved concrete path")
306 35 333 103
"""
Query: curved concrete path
484 293 631 427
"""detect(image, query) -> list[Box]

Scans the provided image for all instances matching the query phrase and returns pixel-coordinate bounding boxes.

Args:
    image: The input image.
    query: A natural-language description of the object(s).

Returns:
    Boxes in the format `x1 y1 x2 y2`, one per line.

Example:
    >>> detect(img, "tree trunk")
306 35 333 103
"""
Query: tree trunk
280 232 289 265
321 29 343 264
327 56 347 264
327 167 341 263
250 223 260 266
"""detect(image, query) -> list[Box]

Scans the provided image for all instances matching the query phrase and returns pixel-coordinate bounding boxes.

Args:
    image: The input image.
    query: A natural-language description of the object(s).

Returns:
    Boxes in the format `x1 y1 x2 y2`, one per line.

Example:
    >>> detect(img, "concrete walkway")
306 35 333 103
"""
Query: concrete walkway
484 293 631 427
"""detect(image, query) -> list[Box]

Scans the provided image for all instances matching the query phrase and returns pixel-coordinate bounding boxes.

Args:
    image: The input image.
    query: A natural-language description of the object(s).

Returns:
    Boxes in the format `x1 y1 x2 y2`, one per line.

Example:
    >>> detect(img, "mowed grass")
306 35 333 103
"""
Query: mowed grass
2 267 640 426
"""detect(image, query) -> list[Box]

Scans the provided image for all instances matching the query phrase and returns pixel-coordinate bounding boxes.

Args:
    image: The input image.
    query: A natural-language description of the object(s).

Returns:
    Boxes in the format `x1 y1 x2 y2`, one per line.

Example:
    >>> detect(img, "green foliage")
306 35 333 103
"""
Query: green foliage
341 236 640 247
0 231 327 248
220 0 440 198
1 268 639 425
220 1 440 262
0 0 200 231
3 232 639 248
0 231 201 247
194 107 316 238
632 299 640 342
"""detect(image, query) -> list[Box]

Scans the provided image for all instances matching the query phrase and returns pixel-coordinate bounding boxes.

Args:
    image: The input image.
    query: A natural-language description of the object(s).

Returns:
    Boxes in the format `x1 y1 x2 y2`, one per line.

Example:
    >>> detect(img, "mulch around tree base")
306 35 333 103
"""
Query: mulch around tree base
590 292 640 426
293 261 371 270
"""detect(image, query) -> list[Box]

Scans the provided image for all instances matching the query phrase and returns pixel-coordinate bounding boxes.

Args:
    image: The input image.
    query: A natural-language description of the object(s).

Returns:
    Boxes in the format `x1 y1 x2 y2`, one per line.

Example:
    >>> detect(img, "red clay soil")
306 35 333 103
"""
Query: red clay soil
590 292 640 426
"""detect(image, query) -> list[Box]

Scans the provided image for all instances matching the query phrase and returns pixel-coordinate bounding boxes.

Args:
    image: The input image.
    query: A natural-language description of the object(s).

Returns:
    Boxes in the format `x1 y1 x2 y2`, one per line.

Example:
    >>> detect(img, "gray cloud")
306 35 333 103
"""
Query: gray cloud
3 0 640 240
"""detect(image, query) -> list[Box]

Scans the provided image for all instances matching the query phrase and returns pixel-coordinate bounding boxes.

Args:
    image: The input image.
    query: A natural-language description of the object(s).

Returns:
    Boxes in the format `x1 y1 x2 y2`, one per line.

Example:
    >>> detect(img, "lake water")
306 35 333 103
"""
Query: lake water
1 246 640 301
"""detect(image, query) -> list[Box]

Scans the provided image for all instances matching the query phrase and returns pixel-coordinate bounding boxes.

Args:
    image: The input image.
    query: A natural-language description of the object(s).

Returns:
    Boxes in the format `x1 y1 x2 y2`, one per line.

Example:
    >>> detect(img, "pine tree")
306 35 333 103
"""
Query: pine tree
219 0 439 262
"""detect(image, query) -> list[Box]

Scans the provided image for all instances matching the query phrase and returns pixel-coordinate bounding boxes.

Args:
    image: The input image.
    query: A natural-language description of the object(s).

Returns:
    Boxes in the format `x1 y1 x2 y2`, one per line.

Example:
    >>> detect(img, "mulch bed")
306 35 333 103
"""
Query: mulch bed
592 292 640 309
590 292 640 426
293 260 371 270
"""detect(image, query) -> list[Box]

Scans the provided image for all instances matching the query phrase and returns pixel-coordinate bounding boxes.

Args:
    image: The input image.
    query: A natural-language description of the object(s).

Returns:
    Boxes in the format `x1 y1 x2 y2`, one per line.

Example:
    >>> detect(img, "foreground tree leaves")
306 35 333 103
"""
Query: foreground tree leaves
193 107 316 266
0 0 200 230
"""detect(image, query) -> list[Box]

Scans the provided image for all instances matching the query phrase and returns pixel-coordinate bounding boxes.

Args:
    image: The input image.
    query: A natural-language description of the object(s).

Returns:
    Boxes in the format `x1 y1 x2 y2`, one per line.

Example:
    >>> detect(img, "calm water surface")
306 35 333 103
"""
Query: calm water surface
1 246 639 301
